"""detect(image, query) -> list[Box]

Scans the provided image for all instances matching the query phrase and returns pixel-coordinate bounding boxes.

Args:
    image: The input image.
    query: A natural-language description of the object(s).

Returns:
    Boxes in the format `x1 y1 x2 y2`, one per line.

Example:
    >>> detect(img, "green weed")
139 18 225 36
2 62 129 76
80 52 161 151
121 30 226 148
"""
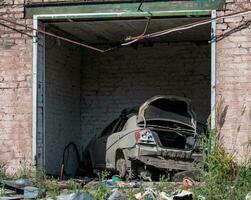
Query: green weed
155 174 172 193
0 162 9 180
193 130 251 200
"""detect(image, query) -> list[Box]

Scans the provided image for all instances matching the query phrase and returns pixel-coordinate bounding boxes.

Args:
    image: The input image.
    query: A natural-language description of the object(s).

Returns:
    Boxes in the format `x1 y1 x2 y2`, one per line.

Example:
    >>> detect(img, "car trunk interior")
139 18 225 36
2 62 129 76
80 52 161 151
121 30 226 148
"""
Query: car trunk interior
154 129 187 149
43 16 211 176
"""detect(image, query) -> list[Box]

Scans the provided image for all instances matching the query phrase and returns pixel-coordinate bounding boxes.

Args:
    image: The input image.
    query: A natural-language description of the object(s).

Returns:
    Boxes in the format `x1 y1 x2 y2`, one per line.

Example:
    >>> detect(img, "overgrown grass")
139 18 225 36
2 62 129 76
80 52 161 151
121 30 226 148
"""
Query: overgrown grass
83 170 114 200
154 174 172 193
1 129 251 200
193 130 251 200
0 162 9 181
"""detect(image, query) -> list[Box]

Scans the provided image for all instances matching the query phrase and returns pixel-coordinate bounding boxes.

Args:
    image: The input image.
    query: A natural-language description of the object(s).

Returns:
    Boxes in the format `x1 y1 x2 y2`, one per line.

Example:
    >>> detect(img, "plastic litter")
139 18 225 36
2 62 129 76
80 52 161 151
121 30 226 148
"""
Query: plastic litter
23 186 39 198
130 181 141 188
112 175 121 183
182 177 195 190
44 192 96 200
197 195 206 200
135 188 156 200
2 179 34 195
101 180 117 188
117 181 126 187
246 192 251 200
108 189 128 200
173 190 193 200
159 191 172 200
14 179 31 186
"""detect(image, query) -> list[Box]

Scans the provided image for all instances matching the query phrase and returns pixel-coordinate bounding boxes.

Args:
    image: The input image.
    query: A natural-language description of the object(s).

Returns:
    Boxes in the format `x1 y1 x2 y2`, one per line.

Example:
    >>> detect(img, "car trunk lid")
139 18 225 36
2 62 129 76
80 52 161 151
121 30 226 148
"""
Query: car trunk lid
137 95 197 135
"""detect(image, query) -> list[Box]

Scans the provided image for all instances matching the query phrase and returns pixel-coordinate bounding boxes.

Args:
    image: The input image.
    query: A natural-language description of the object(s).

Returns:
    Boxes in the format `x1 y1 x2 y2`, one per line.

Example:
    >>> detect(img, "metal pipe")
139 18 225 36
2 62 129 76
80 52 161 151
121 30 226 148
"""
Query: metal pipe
0 17 105 52
32 15 38 167
211 10 216 130
0 22 33 38
123 9 251 45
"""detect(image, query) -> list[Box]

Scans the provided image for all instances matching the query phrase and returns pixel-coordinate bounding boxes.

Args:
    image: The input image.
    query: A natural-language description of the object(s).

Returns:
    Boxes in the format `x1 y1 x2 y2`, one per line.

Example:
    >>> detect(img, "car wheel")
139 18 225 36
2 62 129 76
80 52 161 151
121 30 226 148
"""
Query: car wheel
116 153 127 178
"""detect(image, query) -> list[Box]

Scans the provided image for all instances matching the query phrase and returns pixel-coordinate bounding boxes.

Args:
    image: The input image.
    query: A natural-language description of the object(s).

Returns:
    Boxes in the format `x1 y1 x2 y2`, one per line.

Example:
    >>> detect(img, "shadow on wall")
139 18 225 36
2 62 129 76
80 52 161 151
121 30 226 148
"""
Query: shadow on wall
216 97 251 162
216 97 229 147
214 20 251 43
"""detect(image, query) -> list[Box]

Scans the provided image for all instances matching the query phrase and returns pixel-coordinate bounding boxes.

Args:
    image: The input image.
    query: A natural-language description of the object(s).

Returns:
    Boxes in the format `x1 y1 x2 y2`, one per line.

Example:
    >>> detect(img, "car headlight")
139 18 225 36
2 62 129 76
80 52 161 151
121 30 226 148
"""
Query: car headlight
135 129 156 144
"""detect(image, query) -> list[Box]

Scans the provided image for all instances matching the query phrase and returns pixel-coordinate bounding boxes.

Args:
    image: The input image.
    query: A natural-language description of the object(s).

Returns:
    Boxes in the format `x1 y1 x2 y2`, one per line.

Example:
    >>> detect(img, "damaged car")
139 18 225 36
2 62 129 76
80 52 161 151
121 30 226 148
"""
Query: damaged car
84 95 206 179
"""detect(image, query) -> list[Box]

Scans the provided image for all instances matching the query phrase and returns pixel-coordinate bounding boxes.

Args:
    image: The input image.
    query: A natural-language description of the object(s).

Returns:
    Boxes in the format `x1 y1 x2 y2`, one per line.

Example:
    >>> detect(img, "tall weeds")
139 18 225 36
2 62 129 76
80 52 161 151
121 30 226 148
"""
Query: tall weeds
193 130 251 200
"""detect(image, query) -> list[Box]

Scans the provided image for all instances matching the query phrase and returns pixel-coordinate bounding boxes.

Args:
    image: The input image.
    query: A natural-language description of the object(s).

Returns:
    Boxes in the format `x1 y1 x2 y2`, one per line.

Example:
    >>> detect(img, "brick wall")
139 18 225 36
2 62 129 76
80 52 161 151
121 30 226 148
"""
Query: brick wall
45 36 82 175
80 42 211 149
216 1 251 161
0 1 33 172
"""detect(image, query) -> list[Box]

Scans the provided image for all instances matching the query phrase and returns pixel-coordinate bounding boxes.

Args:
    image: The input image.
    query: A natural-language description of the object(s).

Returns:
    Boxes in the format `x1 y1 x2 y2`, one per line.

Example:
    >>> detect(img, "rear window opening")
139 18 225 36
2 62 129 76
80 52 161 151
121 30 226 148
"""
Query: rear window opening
148 98 190 118
152 129 195 150
138 97 195 126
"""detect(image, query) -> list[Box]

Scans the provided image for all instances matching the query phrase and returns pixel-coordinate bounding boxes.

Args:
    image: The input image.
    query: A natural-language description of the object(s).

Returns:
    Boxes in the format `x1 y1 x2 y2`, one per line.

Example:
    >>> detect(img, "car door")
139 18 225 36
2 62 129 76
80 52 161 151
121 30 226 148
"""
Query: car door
91 119 119 168
105 117 128 166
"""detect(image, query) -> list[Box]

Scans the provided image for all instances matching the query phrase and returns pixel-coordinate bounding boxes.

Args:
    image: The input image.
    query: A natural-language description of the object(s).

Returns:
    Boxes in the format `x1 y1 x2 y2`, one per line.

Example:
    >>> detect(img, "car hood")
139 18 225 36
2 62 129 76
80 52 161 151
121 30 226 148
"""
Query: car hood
137 95 197 131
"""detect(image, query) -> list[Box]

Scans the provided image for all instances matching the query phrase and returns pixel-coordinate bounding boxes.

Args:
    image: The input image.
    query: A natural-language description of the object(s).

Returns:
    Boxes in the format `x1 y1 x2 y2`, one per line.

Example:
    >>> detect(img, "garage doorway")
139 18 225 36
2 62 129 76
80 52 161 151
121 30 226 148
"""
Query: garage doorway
32 13 216 176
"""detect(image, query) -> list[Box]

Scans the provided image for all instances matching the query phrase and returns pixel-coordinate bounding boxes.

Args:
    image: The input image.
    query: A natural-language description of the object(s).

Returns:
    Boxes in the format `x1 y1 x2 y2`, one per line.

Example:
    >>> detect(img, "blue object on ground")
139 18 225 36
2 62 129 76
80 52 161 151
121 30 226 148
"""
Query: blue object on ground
23 186 39 198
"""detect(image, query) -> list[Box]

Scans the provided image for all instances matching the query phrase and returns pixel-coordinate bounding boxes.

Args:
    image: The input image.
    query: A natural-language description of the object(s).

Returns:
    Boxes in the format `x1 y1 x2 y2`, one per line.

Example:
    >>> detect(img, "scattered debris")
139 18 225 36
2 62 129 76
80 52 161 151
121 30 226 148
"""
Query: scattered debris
159 191 172 200
111 175 121 183
129 180 141 188
2 173 250 200
1 179 38 198
135 188 156 200
108 189 128 200
173 190 193 200
23 186 39 198
197 195 205 200
246 192 251 200
100 180 117 188
0 181 39 199
0 195 30 200
44 192 96 200
181 177 195 190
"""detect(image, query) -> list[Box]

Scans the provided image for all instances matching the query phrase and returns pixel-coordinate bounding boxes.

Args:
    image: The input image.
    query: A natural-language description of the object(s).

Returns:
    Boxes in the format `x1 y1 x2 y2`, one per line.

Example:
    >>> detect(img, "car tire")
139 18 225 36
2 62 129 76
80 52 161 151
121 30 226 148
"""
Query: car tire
116 153 127 179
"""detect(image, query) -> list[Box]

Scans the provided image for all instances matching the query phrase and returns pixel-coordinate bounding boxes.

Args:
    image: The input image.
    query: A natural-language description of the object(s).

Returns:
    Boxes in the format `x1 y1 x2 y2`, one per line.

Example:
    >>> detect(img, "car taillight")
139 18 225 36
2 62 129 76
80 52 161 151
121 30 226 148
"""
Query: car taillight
135 129 156 144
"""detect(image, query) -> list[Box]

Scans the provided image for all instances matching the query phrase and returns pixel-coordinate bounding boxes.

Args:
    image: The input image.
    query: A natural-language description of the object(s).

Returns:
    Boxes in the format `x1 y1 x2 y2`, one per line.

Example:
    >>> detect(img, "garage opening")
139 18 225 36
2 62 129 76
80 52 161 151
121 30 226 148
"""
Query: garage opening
42 17 211 176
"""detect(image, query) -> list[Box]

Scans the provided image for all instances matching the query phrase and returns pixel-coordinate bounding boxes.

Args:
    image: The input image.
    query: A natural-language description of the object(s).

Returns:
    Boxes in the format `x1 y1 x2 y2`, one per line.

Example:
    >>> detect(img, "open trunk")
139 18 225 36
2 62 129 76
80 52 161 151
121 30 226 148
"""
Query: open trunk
137 95 196 128
137 95 198 150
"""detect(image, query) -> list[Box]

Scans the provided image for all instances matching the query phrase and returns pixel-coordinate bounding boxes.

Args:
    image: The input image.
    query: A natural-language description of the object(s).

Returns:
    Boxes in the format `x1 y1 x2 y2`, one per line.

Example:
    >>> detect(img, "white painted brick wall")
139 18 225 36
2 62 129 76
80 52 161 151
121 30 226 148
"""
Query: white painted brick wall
45 37 81 175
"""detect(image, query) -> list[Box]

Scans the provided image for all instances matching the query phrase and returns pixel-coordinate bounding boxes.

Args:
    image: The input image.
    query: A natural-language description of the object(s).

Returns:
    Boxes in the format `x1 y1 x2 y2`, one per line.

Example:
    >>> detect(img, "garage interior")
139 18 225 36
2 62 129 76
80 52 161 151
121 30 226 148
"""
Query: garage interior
43 17 211 176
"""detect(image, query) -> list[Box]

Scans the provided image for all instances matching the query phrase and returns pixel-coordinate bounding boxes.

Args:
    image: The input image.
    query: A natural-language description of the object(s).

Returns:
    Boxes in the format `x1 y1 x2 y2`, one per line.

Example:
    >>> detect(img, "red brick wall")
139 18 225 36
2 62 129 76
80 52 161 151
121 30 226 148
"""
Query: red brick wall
216 1 251 161
0 1 33 172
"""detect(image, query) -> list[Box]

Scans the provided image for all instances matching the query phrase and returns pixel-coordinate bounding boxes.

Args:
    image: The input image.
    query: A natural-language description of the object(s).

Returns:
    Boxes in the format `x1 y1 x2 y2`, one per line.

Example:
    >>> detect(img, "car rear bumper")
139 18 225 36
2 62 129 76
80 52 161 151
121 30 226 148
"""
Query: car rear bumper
126 144 201 171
